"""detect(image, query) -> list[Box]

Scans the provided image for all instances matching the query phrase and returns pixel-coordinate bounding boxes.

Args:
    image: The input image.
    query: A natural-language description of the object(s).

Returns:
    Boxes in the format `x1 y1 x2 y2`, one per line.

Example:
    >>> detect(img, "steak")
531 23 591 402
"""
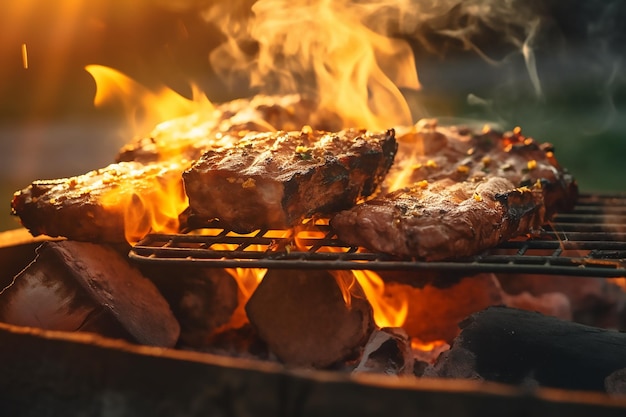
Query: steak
12 94 338 243
389 120 578 217
11 161 187 243
331 121 577 260
330 177 545 261
183 128 397 232
116 94 341 164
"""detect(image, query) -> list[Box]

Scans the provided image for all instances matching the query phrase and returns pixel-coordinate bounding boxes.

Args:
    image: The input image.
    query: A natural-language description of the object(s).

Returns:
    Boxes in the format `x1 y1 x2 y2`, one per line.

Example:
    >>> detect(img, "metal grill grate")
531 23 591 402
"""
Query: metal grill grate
129 193 626 277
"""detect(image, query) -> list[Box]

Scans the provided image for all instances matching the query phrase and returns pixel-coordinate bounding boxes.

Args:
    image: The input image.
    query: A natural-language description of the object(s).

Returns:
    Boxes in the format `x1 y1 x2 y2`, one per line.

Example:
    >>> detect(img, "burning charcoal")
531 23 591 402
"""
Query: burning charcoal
203 323 270 360
422 345 482 381
376 269 463 289
0 241 180 347
139 266 239 348
245 269 374 368
385 273 503 343
442 306 626 391
353 327 414 376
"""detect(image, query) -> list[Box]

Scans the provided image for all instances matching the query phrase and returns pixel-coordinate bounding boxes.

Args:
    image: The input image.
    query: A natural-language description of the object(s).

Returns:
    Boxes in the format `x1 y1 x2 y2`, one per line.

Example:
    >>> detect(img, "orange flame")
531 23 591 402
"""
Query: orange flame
86 65 220 243
609 277 626 292
411 337 448 352
207 0 420 130
87 0 424 327
225 266 267 329
97 161 189 244
354 270 408 328
293 223 408 328
85 65 212 138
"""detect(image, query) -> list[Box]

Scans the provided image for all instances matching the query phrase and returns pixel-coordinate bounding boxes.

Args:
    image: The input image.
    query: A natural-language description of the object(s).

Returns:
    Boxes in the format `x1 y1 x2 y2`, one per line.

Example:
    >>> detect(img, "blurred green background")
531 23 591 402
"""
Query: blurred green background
1 0 625 232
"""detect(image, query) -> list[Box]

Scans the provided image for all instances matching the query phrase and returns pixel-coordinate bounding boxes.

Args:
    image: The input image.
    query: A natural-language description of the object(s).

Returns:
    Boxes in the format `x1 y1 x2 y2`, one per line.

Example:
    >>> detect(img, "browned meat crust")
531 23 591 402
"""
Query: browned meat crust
331 120 576 260
389 120 578 217
11 161 187 243
183 128 397 232
330 177 545 261
12 94 337 243
116 94 341 164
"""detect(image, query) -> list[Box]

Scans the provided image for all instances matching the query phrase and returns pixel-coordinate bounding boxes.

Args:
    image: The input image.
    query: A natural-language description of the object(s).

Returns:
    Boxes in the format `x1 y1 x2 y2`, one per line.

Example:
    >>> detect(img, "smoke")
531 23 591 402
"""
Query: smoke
193 0 625 130
204 0 429 129
414 0 626 129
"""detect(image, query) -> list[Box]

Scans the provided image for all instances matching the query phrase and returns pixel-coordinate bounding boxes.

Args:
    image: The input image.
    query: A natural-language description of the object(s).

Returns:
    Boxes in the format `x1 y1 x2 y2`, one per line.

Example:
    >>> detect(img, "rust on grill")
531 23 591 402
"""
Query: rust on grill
129 193 626 276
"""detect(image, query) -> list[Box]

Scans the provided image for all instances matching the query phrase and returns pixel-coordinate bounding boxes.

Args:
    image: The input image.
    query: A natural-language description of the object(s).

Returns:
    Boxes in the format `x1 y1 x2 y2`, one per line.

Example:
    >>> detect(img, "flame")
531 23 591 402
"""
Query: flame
292 223 408 328
411 337 448 352
333 270 359 308
354 270 408 328
225 266 267 329
609 278 626 292
86 65 220 243
411 337 450 364
206 0 420 130
98 161 189 244
85 64 213 138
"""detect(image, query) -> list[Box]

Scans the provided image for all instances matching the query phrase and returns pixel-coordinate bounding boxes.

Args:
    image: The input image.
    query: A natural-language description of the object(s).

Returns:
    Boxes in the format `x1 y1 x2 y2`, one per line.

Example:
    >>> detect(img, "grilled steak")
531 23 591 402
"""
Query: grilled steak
389 120 578 217
11 161 187 243
116 94 341 164
183 128 397 232
331 120 577 260
12 94 338 243
330 177 545 261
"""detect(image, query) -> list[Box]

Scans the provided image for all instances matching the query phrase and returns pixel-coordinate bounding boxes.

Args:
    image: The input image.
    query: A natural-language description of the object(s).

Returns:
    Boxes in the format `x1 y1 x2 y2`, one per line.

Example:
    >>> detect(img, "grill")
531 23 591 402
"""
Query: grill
129 193 626 277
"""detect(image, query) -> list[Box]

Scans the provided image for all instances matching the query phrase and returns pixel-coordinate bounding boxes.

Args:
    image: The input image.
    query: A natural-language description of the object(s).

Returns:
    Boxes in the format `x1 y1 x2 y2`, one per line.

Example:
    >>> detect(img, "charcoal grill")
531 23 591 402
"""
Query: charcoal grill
130 193 626 277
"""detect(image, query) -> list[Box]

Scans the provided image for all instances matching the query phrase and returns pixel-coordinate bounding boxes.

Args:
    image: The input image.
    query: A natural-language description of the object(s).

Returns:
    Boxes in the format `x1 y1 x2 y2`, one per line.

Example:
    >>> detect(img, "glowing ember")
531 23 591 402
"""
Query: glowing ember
21 43 28 69
411 337 448 352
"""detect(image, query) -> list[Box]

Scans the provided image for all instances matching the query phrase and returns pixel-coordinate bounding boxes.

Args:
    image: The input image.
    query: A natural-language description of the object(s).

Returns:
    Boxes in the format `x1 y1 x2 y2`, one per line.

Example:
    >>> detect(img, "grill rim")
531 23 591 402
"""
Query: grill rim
129 193 626 277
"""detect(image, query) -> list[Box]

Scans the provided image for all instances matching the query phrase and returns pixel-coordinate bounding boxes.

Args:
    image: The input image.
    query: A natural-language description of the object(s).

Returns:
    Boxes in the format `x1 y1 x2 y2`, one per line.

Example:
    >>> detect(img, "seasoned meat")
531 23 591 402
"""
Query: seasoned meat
116 94 342 164
183 128 397 232
331 120 576 260
389 120 578 217
330 177 545 261
11 161 187 243
12 94 335 243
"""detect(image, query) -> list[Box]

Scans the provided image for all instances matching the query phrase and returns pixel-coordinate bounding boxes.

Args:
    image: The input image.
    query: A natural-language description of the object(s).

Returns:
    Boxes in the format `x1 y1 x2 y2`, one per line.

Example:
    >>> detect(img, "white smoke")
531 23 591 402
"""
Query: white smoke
183 0 625 130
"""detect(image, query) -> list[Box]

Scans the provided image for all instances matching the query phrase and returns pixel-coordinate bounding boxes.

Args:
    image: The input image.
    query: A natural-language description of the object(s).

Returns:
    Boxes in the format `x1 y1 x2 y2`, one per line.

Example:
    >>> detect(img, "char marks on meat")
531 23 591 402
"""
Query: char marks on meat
331 120 577 260
12 94 339 243
183 128 397 232
331 177 545 261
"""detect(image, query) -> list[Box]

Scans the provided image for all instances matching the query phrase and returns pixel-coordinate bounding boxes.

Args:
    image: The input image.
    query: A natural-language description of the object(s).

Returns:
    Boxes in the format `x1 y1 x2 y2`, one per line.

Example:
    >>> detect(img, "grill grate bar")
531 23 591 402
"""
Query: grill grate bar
129 193 626 277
